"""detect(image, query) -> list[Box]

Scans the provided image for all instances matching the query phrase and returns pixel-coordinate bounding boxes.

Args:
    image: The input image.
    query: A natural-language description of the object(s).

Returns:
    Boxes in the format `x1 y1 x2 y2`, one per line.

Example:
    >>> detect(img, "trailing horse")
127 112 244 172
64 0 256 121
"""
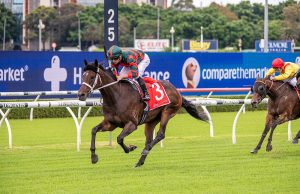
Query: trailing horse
78 60 208 167
250 77 300 153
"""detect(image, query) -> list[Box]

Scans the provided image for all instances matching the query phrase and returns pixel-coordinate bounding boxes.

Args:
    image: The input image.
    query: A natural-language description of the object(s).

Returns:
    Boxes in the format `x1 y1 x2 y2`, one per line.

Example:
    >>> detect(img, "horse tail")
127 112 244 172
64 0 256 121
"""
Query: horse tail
182 97 209 122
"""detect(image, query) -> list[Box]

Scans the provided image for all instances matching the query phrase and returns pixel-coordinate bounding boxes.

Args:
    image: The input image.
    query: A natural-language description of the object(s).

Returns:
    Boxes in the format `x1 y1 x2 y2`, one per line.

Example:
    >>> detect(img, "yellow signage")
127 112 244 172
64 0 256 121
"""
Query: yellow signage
190 40 211 51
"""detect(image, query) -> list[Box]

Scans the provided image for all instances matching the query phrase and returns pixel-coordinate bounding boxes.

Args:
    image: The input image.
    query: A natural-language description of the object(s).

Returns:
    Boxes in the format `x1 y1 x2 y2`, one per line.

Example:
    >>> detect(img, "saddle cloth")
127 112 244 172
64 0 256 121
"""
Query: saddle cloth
143 77 171 111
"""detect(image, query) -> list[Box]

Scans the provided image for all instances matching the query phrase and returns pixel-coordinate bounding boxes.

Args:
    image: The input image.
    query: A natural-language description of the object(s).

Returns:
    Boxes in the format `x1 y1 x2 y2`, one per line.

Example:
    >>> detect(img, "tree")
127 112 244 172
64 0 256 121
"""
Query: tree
54 3 83 47
268 20 285 40
269 0 297 20
210 3 238 21
23 1 300 50
0 3 17 49
173 0 195 11
282 4 300 44
24 6 57 50
228 1 261 24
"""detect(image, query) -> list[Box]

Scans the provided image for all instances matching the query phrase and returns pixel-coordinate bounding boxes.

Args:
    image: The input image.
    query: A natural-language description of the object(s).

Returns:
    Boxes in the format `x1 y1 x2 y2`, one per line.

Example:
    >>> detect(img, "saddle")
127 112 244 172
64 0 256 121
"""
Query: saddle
121 79 144 99
121 77 171 124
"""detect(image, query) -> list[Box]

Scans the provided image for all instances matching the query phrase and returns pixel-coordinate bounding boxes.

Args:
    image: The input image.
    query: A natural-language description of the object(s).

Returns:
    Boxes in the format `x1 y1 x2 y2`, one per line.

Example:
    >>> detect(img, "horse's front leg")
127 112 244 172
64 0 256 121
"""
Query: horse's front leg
251 114 273 154
292 130 300 144
266 124 277 152
266 116 288 151
117 121 138 153
90 120 116 164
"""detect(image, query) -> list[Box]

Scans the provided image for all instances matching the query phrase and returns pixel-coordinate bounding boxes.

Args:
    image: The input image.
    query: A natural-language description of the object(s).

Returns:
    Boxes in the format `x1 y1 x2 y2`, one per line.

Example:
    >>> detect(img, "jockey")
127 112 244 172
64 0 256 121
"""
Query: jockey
265 58 300 88
107 45 150 101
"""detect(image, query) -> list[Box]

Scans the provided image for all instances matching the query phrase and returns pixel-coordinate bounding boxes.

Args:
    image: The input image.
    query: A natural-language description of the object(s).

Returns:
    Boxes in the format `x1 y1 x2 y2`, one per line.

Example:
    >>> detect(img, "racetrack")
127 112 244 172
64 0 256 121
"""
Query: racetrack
0 111 299 193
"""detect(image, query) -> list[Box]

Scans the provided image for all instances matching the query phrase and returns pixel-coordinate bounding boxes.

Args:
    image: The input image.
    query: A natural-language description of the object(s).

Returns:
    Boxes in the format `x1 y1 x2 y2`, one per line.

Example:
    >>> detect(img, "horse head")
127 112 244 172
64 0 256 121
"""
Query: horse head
251 77 269 108
78 59 105 101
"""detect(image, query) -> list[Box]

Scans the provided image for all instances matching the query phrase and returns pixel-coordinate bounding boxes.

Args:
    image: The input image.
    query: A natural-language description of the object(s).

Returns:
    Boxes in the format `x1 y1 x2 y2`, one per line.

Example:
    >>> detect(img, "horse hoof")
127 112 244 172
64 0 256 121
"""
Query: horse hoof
292 140 298 144
134 162 144 168
266 145 272 152
91 154 99 164
250 149 258 154
129 145 137 152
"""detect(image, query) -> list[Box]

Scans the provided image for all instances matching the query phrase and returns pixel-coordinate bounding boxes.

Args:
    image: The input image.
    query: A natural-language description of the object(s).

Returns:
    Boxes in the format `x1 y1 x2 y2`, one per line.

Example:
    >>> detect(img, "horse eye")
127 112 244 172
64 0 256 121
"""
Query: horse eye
258 86 264 91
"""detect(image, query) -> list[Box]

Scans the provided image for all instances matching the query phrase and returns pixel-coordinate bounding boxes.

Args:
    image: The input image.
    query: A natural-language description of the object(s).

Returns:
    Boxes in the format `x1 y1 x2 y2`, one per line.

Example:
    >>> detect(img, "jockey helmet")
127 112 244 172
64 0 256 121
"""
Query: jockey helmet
108 45 122 60
271 58 284 68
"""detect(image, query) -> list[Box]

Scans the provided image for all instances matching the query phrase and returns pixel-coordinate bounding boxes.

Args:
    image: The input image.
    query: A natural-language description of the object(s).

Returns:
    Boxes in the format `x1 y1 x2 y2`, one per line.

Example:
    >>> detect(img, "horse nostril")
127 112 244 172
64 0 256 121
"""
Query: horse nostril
78 92 86 99
251 101 258 108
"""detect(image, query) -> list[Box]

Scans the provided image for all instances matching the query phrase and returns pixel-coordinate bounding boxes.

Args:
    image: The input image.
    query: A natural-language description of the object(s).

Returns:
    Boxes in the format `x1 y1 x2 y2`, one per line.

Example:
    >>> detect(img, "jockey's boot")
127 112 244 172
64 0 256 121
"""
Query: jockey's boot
137 77 150 101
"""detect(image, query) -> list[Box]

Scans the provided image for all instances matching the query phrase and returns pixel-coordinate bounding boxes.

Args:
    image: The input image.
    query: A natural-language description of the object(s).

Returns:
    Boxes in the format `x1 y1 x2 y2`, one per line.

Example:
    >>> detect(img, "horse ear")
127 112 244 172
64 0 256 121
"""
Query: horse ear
84 60 88 66
94 59 98 67
255 73 261 80
98 62 105 70
263 75 271 81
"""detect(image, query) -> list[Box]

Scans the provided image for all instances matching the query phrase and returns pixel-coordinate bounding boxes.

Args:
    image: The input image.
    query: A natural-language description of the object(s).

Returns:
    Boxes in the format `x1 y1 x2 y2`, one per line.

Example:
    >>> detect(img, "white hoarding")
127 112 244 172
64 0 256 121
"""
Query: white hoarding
135 39 169 51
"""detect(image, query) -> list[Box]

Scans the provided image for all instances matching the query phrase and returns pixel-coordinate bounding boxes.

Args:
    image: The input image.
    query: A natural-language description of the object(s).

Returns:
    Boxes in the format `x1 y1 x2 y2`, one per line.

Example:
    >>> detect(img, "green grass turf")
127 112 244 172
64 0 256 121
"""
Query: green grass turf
0 111 299 194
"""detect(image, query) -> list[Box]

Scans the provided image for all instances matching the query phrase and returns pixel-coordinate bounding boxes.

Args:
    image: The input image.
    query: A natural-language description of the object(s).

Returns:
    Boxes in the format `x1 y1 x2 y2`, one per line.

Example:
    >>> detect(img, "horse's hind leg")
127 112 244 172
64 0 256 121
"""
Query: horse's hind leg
90 120 116 164
136 111 172 167
292 130 300 144
135 119 159 167
117 121 138 153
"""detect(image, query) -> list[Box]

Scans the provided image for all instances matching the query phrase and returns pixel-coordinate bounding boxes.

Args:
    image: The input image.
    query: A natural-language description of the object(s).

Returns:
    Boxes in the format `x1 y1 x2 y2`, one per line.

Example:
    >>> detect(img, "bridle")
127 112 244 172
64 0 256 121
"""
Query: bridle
82 67 118 93
253 79 275 99
255 80 274 91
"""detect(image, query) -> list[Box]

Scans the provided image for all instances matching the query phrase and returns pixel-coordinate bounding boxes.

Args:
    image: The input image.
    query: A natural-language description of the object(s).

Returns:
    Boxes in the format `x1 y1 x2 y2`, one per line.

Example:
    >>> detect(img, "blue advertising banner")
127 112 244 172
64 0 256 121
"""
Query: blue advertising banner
0 51 104 92
1 51 300 95
255 40 293 52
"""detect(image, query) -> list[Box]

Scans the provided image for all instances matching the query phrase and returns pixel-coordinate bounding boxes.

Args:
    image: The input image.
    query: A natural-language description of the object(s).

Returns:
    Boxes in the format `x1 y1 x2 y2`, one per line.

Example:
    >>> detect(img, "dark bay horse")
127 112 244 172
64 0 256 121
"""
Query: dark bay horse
250 77 300 153
78 60 208 167
294 71 300 144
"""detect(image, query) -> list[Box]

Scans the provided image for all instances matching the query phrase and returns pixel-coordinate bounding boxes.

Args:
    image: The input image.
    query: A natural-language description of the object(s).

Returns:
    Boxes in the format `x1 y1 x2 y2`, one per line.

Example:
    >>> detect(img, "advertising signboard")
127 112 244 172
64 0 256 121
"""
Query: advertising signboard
1 51 299 95
255 40 293 52
134 39 169 51
182 39 218 51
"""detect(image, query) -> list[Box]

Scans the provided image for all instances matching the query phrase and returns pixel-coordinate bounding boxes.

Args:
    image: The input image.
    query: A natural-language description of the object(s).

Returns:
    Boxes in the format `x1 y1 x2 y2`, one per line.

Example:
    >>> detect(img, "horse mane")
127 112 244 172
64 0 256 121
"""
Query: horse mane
83 59 117 81
104 67 117 81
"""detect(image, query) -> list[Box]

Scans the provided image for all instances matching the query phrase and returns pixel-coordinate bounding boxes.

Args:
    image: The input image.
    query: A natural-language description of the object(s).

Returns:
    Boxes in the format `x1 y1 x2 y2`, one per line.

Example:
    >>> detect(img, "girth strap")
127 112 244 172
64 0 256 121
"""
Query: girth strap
139 101 149 125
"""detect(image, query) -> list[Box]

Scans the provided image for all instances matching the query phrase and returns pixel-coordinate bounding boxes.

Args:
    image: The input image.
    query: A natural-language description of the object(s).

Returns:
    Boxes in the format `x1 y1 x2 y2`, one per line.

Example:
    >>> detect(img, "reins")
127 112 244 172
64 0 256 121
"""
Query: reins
255 79 291 93
94 80 119 90
275 82 287 90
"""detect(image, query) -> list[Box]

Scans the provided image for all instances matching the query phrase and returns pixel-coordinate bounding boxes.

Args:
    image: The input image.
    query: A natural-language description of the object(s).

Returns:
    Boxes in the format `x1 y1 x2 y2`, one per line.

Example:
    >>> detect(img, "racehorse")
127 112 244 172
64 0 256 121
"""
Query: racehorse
78 60 209 167
250 76 300 153
294 71 300 144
